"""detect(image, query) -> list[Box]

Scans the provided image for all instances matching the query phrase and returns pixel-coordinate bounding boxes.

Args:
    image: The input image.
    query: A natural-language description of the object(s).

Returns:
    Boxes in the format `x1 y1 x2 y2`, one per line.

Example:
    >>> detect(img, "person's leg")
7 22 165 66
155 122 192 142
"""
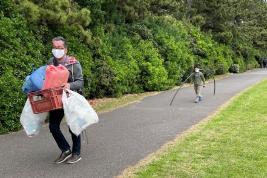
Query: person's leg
49 109 72 163
66 128 82 164
194 85 200 103
197 86 203 101
69 128 81 155
49 109 70 152
194 84 198 95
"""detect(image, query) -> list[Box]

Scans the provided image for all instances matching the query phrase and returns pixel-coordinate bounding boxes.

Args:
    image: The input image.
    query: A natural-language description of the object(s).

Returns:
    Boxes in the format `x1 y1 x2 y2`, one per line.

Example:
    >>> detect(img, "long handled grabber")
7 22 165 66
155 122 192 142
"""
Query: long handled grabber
169 73 193 106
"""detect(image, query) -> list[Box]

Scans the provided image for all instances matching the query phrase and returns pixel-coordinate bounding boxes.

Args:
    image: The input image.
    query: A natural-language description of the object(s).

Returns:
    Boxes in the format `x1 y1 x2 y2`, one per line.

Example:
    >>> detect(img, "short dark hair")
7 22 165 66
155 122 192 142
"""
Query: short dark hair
52 36 67 48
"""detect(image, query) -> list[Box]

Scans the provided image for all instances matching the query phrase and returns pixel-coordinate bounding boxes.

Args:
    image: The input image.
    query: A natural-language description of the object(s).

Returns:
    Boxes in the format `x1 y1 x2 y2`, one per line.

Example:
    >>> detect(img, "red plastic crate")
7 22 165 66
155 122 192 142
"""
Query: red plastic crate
28 87 64 114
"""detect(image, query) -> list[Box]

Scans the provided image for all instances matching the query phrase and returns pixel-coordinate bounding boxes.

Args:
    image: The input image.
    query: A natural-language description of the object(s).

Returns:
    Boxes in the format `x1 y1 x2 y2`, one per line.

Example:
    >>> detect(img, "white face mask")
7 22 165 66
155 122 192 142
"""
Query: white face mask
195 68 200 72
52 49 65 59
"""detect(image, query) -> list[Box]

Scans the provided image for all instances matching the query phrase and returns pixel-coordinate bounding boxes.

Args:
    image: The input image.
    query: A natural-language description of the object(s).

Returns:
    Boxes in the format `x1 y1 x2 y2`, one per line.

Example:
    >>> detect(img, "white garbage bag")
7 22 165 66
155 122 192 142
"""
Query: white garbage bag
20 99 48 137
62 90 99 136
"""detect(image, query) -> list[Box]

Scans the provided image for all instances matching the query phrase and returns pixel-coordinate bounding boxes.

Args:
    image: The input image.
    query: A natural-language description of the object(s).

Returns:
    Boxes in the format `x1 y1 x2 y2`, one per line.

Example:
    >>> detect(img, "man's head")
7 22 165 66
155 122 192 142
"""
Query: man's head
195 67 200 73
52 36 68 60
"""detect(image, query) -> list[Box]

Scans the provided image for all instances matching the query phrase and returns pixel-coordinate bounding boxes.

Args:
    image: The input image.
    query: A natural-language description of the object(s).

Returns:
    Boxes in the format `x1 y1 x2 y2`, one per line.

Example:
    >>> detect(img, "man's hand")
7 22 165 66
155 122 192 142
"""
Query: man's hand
62 83 70 90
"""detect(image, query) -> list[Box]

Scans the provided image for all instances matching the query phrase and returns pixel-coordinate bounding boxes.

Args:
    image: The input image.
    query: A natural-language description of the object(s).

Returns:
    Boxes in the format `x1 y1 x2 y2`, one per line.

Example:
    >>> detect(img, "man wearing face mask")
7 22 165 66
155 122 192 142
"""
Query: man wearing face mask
192 67 205 103
47 36 84 164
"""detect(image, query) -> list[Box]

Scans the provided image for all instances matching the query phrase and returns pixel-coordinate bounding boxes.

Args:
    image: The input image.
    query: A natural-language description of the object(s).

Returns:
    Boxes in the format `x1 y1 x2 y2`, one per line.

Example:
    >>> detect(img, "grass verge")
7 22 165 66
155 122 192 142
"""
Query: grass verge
119 79 267 178
90 92 158 113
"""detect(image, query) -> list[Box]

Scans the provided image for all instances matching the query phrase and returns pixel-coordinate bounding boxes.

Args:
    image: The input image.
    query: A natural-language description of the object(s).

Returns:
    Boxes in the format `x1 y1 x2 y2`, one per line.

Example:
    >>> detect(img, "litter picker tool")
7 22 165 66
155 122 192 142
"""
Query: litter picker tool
169 73 193 106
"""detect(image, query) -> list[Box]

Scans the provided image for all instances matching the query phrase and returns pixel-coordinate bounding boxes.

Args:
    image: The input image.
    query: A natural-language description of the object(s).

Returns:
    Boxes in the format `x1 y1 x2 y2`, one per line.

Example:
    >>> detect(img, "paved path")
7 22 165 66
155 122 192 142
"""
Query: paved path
0 69 266 178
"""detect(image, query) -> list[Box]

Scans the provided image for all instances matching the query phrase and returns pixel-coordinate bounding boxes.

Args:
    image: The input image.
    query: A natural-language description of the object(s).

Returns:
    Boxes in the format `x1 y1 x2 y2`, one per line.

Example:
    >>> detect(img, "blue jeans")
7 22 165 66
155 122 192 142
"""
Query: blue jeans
49 109 81 155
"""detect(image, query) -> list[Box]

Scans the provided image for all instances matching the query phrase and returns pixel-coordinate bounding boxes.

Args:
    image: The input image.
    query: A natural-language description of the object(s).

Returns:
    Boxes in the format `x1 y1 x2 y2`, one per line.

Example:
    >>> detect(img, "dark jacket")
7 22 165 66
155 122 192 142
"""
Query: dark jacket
47 56 84 92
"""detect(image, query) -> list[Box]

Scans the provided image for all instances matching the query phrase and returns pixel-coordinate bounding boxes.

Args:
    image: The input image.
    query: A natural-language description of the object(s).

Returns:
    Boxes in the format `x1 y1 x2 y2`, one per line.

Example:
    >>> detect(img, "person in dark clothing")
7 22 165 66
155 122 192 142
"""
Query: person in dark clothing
48 36 84 164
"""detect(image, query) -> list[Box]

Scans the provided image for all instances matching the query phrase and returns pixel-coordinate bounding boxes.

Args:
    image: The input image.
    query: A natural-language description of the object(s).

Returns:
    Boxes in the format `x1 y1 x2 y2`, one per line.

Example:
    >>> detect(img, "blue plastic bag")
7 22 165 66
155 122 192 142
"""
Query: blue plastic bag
29 65 46 91
22 75 36 94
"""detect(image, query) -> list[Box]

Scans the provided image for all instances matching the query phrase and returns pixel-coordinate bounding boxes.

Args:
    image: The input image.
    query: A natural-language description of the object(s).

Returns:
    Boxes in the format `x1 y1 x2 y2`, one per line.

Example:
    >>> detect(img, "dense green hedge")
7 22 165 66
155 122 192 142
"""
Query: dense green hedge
0 1 264 133
0 14 45 132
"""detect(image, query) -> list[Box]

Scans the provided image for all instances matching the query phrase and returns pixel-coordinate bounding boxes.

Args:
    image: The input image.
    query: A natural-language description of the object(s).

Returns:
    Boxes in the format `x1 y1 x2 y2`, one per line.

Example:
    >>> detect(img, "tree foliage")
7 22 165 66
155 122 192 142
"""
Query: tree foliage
18 0 92 43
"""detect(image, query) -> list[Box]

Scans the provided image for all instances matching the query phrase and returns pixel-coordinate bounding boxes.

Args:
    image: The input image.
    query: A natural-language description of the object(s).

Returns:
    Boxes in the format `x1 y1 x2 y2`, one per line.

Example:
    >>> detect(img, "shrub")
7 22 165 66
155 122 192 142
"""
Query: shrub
229 64 240 73
134 39 169 91
89 27 142 97
143 16 194 86
0 15 45 132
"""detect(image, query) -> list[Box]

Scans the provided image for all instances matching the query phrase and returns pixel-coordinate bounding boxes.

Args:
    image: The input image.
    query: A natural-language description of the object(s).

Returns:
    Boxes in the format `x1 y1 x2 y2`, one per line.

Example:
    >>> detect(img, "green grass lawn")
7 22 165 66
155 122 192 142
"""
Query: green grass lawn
125 80 267 178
